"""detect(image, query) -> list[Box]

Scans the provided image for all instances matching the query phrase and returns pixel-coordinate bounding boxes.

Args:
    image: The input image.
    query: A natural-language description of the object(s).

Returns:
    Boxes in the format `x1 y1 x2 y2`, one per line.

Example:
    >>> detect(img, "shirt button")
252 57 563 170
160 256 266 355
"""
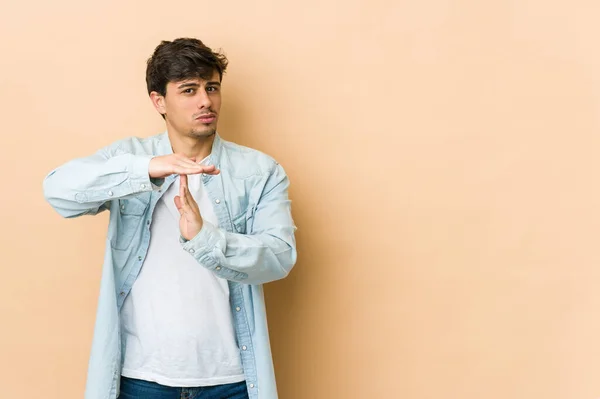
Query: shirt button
147 220 150 225
242 346 247 351
215 199 221 204
141 184 146 189
236 307 241 312
249 384 255 388
120 292 125 296
189 249 195 254
138 256 143 261
121 204 125 210
108 191 113 197
216 266 221 271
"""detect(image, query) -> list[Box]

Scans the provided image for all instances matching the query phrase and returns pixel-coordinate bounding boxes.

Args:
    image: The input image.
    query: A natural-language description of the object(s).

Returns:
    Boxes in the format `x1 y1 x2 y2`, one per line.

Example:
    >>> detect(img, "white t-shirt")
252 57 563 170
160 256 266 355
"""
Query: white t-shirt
120 169 245 387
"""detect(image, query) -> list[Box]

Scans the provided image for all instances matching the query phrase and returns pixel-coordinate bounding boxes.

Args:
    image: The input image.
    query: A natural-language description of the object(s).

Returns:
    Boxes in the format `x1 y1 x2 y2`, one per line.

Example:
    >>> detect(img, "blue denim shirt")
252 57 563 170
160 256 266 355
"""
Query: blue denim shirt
43 132 297 399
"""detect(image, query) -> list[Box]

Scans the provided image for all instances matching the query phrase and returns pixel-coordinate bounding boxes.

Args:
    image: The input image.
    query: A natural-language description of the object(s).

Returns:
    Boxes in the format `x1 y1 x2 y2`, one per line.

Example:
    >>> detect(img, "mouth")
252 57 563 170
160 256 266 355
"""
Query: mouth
195 113 216 124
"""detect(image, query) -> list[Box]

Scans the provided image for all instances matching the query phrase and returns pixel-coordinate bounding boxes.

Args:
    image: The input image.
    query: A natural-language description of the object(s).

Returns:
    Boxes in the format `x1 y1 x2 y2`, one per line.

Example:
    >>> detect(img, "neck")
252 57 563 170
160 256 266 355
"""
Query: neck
168 131 216 161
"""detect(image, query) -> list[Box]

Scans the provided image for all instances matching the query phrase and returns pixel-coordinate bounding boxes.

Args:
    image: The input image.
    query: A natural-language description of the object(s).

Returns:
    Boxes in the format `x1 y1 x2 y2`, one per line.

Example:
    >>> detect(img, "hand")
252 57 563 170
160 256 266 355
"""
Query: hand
174 174 204 241
149 154 220 179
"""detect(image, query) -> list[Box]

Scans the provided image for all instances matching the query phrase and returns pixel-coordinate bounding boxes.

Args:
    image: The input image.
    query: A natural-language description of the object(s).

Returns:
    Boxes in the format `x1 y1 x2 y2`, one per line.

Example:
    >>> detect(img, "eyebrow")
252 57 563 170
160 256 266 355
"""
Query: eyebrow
177 81 221 89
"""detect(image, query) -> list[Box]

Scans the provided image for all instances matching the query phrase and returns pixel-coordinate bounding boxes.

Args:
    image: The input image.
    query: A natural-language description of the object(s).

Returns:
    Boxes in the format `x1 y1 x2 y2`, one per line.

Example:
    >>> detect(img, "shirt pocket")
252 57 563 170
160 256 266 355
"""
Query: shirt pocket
111 197 149 250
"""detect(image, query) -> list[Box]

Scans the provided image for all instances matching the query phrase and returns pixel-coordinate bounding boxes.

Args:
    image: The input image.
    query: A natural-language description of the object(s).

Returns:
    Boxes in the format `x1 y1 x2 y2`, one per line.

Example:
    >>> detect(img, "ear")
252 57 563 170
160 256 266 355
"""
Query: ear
150 91 166 116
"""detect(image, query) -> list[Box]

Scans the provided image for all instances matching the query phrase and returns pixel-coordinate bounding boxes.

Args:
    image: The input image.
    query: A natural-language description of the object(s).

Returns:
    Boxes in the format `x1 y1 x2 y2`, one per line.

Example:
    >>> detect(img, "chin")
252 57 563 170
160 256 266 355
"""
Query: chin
190 129 216 138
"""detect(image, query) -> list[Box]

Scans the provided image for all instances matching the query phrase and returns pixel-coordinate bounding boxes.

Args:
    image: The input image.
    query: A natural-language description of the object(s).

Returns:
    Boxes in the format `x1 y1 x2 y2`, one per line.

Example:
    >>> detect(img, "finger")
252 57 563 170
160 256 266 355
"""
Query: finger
187 187 199 212
187 163 214 171
175 160 205 172
192 165 217 174
179 175 186 203
173 167 205 175
173 165 219 176
204 168 220 175
184 186 200 213
173 196 185 214
176 160 204 170
180 174 188 189
176 189 194 213
172 157 197 170
176 195 196 222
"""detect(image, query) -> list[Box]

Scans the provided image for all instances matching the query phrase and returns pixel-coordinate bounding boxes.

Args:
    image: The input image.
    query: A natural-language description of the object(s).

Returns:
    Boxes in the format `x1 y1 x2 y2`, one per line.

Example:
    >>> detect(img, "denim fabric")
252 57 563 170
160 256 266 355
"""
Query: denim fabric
118 377 249 399
43 132 297 399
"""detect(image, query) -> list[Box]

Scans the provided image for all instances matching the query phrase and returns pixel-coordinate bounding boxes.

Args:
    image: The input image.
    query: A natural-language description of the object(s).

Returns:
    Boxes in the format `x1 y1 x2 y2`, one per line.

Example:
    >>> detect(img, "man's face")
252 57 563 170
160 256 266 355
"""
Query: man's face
152 70 222 139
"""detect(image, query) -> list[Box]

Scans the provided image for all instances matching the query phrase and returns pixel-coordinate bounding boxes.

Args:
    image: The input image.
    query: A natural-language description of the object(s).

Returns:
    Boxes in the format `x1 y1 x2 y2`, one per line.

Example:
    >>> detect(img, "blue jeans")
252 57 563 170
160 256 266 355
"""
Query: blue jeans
118 376 249 399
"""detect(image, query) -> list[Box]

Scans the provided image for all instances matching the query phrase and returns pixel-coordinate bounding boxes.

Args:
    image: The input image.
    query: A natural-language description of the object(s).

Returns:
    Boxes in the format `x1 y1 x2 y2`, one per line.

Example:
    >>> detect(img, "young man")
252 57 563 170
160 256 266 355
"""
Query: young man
43 38 297 399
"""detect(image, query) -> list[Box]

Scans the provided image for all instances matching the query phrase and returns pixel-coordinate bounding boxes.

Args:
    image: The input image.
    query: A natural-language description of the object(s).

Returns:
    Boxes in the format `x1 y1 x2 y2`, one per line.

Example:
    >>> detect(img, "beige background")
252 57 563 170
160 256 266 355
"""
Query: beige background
1 0 599 398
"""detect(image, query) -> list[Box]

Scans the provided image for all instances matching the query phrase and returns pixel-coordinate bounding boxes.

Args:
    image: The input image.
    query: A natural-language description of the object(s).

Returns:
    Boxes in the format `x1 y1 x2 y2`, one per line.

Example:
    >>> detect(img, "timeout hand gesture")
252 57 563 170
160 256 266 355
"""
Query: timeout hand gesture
149 154 219 178
174 172 219 241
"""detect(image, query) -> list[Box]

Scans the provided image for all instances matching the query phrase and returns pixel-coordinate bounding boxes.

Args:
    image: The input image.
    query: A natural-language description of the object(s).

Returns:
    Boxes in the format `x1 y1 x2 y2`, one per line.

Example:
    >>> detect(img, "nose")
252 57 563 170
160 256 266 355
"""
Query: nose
197 89 212 109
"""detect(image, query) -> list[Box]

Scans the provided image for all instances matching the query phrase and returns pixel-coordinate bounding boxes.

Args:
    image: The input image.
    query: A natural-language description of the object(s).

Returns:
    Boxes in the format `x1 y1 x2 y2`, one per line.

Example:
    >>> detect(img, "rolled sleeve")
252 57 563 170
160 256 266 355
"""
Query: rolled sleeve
128 154 160 192
180 221 249 281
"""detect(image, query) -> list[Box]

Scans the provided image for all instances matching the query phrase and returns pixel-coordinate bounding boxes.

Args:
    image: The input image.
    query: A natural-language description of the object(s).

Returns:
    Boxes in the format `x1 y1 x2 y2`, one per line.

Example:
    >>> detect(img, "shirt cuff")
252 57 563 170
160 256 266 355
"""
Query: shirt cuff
179 221 248 280
128 154 162 192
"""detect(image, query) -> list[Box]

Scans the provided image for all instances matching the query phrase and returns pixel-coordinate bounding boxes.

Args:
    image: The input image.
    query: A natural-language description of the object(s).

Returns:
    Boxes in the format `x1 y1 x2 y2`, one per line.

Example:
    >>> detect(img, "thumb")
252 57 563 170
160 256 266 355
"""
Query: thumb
174 196 184 214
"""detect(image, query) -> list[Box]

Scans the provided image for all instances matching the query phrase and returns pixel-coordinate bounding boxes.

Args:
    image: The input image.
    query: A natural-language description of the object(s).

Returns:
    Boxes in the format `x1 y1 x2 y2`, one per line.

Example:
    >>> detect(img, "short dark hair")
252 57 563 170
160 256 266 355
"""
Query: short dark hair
145 38 228 97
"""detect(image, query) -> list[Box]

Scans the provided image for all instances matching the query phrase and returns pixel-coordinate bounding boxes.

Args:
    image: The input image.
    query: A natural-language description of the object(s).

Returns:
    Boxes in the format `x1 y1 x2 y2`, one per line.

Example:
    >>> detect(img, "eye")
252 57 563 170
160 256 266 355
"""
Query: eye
183 88 196 94
207 86 219 93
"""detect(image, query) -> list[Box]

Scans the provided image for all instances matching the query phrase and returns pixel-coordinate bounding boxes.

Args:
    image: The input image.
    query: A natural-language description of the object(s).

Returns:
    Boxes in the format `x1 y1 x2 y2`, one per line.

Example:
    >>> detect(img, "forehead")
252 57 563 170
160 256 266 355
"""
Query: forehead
169 70 221 87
